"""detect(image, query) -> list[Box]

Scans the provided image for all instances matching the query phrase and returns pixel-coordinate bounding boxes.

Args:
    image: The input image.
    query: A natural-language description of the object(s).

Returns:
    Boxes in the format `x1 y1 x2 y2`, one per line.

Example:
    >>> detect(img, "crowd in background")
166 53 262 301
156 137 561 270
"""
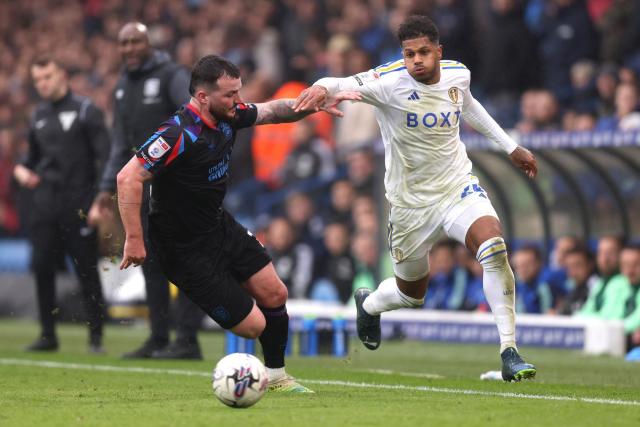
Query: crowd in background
0 0 639 334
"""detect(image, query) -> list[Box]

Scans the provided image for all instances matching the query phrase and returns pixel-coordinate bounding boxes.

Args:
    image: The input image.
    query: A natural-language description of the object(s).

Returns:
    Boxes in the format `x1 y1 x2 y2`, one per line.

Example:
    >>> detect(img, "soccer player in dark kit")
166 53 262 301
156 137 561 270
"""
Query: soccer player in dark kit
116 55 358 392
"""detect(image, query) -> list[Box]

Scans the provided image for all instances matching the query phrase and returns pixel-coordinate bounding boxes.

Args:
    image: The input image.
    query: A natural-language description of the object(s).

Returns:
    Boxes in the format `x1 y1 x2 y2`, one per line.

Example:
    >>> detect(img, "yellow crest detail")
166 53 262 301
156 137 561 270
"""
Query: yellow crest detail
392 247 404 262
448 87 459 103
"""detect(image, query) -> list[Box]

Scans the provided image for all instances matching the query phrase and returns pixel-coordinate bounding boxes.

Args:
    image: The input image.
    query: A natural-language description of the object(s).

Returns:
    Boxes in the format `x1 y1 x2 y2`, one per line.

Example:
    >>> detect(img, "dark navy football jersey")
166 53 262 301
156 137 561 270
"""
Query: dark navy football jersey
135 103 257 236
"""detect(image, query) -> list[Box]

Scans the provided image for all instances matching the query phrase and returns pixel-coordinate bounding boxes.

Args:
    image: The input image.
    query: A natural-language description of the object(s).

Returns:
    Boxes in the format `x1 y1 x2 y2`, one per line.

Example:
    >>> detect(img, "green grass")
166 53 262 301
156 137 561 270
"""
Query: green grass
1 319 639 426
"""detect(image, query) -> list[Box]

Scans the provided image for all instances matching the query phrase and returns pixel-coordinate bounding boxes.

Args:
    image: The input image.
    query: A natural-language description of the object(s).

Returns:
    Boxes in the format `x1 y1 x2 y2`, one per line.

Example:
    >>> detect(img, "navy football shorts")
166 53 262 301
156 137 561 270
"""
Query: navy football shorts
149 210 271 329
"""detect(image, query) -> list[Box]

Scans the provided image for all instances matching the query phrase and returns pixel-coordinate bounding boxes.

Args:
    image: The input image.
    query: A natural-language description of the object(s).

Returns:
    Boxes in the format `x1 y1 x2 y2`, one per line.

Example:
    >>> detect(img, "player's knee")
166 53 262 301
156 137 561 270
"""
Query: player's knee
476 237 509 271
260 281 288 307
393 258 430 284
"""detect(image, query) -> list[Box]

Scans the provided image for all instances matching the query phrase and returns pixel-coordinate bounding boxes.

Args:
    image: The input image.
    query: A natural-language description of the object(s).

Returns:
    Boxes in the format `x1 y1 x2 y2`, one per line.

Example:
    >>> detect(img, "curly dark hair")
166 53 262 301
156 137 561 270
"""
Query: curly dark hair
397 15 439 44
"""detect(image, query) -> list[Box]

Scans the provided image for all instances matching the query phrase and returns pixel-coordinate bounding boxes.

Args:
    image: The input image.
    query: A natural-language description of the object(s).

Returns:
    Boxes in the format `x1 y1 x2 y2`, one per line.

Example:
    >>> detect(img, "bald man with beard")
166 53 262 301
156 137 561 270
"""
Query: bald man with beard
88 22 204 360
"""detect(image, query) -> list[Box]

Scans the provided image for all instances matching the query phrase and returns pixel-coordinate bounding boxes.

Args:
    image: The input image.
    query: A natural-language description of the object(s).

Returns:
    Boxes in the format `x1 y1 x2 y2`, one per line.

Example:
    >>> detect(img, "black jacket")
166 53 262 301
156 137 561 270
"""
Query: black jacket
24 90 109 211
99 50 190 192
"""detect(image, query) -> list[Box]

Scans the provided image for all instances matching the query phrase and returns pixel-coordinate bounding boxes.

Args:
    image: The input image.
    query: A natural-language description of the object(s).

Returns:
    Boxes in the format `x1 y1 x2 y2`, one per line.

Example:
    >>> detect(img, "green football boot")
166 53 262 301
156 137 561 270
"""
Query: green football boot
268 375 315 393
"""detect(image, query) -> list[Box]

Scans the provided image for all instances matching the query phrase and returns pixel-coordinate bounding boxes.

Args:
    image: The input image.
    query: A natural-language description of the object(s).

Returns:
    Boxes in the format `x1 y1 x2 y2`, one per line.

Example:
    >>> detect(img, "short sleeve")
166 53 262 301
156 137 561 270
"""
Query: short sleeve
135 124 186 174
233 103 258 129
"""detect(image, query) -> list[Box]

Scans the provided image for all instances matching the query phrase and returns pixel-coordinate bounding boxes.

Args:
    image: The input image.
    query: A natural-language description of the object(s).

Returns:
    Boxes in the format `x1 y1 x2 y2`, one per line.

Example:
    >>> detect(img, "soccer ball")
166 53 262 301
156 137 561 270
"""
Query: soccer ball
212 353 269 408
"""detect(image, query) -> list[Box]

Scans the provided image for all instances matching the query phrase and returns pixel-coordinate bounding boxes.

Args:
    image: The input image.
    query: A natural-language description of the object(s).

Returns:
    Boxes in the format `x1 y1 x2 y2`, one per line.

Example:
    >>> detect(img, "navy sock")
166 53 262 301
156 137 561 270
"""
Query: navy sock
258 304 288 368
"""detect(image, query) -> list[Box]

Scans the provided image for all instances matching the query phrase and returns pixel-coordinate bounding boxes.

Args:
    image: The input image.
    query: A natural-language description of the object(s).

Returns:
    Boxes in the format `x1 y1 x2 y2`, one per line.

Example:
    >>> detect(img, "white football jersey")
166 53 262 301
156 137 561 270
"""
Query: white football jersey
331 59 475 208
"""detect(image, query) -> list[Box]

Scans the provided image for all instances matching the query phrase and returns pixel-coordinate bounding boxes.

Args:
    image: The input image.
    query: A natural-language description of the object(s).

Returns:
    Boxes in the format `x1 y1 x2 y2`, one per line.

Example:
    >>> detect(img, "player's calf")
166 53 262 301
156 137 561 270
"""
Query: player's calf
357 277 425 350
476 236 517 353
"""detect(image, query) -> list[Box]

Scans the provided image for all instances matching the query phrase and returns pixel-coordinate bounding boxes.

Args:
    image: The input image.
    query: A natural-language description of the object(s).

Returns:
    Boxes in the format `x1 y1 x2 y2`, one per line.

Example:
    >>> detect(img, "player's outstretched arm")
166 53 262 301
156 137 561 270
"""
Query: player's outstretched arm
254 92 361 125
461 89 537 179
116 156 153 269
294 76 365 113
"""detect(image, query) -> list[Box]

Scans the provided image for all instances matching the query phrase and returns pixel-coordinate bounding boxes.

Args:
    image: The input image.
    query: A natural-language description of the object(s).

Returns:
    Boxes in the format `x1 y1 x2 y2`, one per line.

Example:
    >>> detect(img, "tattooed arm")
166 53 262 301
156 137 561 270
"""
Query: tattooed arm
116 156 153 269
254 99 314 125
254 92 362 125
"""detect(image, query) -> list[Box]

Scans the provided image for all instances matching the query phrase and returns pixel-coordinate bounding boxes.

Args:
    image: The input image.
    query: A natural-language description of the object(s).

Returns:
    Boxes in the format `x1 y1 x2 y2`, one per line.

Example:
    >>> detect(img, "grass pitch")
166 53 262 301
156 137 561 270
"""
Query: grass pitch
1 319 639 427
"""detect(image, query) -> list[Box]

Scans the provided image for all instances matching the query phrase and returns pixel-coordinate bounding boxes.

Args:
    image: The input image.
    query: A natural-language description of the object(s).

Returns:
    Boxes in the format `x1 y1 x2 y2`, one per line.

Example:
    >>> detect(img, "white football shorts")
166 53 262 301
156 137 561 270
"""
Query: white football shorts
387 174 498 281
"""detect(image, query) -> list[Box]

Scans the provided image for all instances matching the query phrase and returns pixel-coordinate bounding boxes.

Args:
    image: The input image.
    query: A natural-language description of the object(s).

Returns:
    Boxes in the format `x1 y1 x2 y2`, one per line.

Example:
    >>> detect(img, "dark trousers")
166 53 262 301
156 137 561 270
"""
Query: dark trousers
30 205 104 341
142 185 202 343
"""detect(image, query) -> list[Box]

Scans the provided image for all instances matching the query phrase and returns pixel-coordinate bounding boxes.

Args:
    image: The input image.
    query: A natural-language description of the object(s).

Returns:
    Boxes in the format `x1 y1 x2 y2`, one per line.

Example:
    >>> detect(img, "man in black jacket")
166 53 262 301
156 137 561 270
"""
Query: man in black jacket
88 22 203 359
14 56 108 353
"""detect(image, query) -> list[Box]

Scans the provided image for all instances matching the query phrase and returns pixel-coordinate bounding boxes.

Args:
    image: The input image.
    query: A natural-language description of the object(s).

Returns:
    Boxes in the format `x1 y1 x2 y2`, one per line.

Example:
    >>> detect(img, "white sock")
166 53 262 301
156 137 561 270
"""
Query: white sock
267 367 285 382
477 237 517 353
362 277 424 316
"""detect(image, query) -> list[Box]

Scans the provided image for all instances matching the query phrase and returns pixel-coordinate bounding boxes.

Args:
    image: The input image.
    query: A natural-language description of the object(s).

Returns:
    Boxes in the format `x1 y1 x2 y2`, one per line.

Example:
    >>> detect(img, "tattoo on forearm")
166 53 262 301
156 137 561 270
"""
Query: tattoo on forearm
256 99 313 124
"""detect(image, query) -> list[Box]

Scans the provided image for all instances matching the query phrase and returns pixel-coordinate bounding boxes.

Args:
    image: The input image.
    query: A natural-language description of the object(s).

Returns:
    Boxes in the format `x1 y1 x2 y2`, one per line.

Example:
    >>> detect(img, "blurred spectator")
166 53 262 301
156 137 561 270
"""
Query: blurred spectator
377 5 411 64
321 34 354 81
340 3 387 64
431 0 476 71
281 0 328 82
573 111 597 130
580 235 623 317
266 216 315 299
618 66 639 86
351 231 381 296
558 247 596 315
424 239 468 310
563 109 598 131
595 83 640 130
351 195 378 235
580 245 639 349
515 89 539 133
516 90 561 133
312 221 356 303
345 147 376 196
251 81 334 188
569 60 598 113
512 246 554 314
595 63 619 117
598 0 640 64
545 235 583 298
595 246 640 348
533 90 562 131
538 0 597 104
228 68 272 190
478 0 539 128
284 192 324 252
323 179 356 226
251 82 307 188
282 117 335 186
0 129 20 236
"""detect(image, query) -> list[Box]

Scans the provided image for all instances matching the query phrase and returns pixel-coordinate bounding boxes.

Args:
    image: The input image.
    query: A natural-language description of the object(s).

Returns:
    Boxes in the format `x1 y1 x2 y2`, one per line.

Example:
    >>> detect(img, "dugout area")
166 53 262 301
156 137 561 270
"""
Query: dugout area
463 131 640 255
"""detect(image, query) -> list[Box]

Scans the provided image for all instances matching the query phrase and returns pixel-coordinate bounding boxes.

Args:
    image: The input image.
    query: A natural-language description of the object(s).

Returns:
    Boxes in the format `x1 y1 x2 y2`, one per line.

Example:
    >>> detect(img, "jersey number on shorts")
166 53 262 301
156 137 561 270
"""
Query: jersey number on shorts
461 184 487 199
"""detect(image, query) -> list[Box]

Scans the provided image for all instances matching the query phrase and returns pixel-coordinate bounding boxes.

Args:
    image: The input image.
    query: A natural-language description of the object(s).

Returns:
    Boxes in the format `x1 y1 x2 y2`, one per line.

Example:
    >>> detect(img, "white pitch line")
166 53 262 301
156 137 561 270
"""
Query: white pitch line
1 358 639 407
360 368 445 379
0 358 210 378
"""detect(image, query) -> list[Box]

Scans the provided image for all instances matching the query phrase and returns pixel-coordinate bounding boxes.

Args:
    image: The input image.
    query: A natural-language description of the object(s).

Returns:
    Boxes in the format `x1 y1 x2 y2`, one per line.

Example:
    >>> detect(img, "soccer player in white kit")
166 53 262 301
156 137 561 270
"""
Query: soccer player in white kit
294 15 537 381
